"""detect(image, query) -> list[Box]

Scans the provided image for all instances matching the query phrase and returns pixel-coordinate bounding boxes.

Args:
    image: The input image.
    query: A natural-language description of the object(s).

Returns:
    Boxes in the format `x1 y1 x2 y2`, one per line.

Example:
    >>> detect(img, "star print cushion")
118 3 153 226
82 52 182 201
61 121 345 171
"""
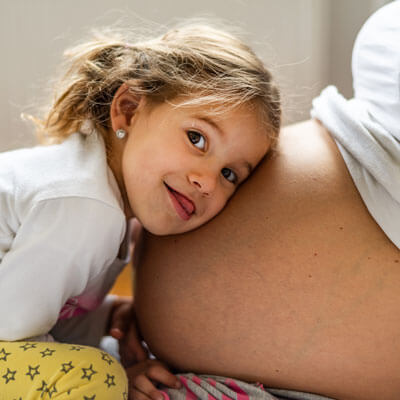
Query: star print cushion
0 341 128 399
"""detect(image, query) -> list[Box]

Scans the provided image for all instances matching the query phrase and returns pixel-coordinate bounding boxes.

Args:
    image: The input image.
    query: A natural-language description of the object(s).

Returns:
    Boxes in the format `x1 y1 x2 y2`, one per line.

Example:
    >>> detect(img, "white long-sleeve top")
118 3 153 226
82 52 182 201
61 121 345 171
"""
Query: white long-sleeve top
311 2 400 251
0 131 127 343
311 86 400 250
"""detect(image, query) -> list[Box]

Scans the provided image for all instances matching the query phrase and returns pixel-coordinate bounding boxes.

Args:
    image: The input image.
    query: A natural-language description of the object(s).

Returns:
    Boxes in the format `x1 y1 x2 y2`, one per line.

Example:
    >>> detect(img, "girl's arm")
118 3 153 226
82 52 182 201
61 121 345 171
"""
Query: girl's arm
110 219 182 399
0 196 125 341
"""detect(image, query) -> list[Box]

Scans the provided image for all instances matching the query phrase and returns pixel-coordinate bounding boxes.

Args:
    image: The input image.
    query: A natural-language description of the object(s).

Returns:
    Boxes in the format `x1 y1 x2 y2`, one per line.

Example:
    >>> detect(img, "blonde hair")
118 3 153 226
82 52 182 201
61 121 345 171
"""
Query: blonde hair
32 22 281 146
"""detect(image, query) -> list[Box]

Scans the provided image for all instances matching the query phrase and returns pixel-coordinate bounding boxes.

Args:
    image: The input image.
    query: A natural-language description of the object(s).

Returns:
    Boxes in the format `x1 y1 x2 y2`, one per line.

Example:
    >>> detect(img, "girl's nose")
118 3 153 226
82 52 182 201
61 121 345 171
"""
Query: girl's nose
188 171 217 197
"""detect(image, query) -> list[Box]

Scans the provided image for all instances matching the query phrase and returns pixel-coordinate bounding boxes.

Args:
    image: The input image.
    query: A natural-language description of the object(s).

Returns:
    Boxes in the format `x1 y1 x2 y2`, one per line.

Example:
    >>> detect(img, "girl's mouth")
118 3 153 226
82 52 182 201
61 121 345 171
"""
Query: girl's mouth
164 183 196 221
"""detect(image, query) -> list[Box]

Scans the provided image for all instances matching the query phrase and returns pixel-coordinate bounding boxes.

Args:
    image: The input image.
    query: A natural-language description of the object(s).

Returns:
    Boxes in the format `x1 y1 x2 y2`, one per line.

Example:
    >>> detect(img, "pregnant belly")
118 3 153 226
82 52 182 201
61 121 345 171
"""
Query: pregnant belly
135 228 400 400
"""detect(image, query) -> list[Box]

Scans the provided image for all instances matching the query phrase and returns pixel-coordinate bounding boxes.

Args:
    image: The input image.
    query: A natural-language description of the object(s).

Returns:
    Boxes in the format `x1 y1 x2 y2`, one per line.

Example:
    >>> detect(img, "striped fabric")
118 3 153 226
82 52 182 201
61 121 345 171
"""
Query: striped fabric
159 374 334 400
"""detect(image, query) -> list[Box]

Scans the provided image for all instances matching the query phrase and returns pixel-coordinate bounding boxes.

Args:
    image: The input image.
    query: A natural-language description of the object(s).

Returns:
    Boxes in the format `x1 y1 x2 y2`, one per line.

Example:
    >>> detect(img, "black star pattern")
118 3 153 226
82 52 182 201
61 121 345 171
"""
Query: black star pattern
37 380 49 396
83 396 96 400
40 348 56 358
2 368 17 383
26 364 40 381
48 384 58 398
104 373 116 388
100 351 114 365
70 345 85 351
19 342 37 351
60 361 75 374
81 364 98 381
37 380 57 398
0 348 11 361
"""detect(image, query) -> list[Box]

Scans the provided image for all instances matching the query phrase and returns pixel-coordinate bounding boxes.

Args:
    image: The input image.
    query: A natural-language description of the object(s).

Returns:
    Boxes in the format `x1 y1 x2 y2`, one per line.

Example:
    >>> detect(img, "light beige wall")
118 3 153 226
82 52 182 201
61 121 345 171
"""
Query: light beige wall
0 0 388 151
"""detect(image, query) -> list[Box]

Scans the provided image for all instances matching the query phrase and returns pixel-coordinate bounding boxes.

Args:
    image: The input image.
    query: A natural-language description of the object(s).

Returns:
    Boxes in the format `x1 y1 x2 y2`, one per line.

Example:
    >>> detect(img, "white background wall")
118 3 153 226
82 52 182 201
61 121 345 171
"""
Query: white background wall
0 0 389 151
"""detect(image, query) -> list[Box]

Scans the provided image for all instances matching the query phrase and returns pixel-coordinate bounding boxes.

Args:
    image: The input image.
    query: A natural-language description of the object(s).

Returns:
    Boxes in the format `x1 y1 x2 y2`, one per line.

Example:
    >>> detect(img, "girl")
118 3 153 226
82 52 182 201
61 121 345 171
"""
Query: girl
0 22 281 399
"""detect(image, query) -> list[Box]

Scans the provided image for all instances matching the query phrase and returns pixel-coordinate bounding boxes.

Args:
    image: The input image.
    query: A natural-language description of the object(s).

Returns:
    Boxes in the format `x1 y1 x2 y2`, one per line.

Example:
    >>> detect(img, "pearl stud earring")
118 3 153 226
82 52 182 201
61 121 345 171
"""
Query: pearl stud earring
115 129 126 139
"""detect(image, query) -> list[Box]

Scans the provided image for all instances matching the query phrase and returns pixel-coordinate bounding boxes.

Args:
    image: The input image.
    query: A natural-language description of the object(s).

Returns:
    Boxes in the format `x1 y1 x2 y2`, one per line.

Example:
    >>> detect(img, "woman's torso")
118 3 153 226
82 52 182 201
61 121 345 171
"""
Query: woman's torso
135 119 400 400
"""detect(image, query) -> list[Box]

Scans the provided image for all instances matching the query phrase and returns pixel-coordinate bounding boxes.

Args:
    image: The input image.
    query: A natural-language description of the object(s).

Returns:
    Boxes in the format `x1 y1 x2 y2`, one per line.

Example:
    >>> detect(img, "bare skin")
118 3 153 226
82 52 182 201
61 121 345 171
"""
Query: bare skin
135 119 400 400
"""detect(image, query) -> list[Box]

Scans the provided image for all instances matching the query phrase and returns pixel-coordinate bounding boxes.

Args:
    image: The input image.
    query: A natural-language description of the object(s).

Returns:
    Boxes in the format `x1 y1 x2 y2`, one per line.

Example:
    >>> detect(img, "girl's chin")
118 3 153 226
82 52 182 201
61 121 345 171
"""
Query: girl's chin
144 220 198 236
140 219 181 236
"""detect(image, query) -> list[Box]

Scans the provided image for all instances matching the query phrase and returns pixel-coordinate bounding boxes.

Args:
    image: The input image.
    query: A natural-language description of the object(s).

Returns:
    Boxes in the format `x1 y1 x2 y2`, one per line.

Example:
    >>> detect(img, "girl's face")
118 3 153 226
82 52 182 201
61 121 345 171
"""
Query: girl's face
120 99 269 235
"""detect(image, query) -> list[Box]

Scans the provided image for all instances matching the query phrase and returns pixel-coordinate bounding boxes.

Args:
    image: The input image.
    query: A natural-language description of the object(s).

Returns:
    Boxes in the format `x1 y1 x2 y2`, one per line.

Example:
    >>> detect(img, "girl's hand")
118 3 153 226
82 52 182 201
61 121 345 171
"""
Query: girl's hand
126 359 181 400
108 296 148 366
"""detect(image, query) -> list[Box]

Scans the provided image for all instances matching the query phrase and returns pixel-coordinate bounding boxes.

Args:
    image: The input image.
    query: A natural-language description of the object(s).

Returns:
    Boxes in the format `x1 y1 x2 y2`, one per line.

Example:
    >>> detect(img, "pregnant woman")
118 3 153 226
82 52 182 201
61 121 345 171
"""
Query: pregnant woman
133 3 400 400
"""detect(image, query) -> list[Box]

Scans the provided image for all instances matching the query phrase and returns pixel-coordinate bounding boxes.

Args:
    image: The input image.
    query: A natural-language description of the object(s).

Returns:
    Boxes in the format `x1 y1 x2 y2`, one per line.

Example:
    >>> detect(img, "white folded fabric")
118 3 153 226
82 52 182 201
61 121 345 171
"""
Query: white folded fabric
312 86 400 249
352 0 400 141
311 0 400 249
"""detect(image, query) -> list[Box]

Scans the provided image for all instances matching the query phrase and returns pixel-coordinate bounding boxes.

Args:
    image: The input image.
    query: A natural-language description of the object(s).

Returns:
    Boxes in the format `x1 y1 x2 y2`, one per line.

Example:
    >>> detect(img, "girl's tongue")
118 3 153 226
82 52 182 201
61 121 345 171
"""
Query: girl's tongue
172 190 195 215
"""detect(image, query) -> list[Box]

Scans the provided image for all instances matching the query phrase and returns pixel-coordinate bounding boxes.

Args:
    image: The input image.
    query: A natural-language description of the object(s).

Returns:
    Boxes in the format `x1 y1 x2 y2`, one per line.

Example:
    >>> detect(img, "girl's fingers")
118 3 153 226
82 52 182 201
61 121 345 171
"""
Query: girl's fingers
145 363 181 389
130 387 155 400
110 327 124 340
127 361 180 400
109 298 148 364
110 300 133 337
119 324 148 367
131 374 164 400
124 321 148 361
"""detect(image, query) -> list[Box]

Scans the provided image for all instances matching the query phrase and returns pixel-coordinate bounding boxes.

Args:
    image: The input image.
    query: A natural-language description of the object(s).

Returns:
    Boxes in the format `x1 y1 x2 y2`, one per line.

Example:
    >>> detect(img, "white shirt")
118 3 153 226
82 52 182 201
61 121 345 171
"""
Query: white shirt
0 131 127 342
312 87 400 250
311 1 400 250
351 0 400 142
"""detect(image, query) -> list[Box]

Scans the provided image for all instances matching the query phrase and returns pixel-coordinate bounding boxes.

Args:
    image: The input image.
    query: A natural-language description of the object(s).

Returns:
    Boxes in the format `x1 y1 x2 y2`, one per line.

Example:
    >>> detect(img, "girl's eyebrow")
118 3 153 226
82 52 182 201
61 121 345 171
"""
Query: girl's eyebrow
195 115 224 136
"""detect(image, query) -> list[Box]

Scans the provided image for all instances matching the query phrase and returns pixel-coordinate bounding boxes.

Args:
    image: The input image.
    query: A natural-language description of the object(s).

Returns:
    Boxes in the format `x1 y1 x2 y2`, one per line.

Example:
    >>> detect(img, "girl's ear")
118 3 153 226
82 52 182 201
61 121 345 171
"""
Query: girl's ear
110 83 142 132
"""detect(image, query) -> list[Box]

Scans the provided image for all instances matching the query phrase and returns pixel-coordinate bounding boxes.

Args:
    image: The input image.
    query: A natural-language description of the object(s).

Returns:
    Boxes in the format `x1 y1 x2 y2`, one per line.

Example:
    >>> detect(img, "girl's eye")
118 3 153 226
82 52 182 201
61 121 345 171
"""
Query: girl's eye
187 130 206 150
221 167 237 184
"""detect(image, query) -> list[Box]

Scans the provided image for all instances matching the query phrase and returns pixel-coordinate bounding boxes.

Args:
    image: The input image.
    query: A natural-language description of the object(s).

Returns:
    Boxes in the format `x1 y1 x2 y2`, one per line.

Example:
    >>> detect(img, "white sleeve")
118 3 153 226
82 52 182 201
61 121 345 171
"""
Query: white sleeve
0 197 125 341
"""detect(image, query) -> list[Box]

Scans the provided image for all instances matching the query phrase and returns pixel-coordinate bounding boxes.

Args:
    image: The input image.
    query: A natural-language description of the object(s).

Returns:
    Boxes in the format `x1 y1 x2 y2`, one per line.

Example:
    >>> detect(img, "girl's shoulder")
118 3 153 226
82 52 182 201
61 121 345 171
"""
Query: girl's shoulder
0 132 123 214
